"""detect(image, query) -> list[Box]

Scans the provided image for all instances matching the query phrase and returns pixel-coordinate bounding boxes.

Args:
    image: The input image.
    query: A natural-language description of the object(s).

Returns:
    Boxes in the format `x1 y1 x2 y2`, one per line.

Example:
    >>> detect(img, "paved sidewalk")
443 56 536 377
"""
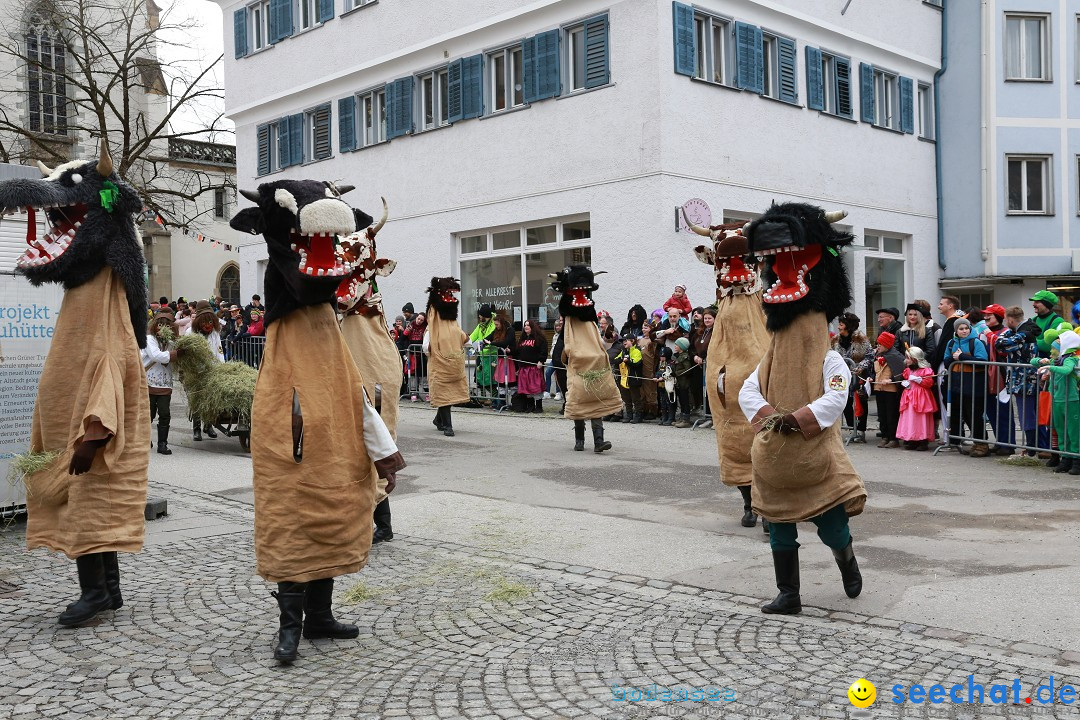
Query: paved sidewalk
1 482 1077 720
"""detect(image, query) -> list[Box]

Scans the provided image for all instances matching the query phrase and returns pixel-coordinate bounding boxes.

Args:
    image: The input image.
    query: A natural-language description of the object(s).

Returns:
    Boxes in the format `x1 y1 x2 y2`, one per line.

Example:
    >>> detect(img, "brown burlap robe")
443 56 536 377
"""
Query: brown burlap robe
341 311 401 504
252 304 376 583
638 339 658 414
426 311 469 408
708 292 770 488
750 312 866 523
562 318 623 420
25 267 149 559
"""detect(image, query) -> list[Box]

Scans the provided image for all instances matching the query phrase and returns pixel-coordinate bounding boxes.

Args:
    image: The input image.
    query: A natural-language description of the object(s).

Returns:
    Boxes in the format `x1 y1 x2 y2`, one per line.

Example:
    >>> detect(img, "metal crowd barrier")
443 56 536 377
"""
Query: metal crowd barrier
400 343 516 409
935 359 1075 459
226 335 266 369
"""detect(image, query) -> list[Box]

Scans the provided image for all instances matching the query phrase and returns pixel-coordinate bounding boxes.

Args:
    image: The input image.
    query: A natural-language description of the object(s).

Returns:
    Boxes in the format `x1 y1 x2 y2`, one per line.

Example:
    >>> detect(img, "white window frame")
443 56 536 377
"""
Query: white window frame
917 82 934 139
417 67 450 131
566 23 587 92
1076 155 1080 214
358 87 386 147
873 67 900 130
344 0 376 11
760 32 782 100
296 0 315 31
1075 15 1080 83
1004 13 1051 82
1006 154 1053 215
487 44 524 114
692 12 731 85
304 103 331 162
264 120 281 174
248 0 271 52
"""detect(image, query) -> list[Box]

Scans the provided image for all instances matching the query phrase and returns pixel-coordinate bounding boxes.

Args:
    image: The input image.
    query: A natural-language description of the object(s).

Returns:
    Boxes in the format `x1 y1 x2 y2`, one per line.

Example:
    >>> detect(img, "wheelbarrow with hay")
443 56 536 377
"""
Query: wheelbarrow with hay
173 334 258 452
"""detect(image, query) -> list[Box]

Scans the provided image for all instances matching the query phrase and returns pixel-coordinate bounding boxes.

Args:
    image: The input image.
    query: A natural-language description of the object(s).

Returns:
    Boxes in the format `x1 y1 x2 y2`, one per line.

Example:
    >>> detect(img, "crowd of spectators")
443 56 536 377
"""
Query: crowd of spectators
147 293 266 366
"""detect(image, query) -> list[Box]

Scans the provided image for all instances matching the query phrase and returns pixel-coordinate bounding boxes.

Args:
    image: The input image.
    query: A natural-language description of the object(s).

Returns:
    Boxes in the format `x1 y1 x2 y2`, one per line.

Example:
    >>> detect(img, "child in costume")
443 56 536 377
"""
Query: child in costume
873 331 905 448
1033 329 1080 475
613 334 644 423
142 311 179 455
897 346 936 451
654 347 675 426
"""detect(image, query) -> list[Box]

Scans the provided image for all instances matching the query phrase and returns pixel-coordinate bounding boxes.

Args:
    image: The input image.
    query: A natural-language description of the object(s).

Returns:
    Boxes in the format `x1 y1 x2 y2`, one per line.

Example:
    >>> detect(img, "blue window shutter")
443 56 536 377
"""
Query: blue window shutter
383 80 398 138
312 104 331 159
447 59 464 122
777 37 797 104
672 2 695 77
736 22 763 93
386 77 414 139
269 0 292 44
399 77 414 135
462 53 484 119
860 62 875 123
256 123 269 175
835 57 853 117
277 118 291 169
289 113 304 165
899 76 914 133
522 36 538 102
233 8 248 59
532 30 560 101
583 14 610 89
806 46 824 110
317 0 334 23
338 97 356 152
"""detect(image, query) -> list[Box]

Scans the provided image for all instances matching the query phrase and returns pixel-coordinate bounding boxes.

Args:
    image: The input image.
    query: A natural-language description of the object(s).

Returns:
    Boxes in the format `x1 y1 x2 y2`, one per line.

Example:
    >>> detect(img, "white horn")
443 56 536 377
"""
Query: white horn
37 161 54 177
369 196 388 236
681 208 713 238
824 210 848 223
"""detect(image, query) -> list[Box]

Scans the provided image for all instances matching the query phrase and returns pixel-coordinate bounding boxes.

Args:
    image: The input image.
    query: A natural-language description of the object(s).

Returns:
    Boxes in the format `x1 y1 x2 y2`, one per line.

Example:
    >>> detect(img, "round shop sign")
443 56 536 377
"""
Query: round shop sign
679 198 712 233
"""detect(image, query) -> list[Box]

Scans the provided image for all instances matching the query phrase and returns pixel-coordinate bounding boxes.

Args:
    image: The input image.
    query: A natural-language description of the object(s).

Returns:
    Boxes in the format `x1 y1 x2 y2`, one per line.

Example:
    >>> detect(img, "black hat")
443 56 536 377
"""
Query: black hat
904 303 927 317
875 307 900 320
402 302 414 313
478 304 494 318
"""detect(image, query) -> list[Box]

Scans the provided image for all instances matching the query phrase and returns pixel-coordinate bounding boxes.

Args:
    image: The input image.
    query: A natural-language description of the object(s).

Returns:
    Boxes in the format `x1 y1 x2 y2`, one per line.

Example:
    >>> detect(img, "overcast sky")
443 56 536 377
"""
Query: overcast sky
158 0 233 139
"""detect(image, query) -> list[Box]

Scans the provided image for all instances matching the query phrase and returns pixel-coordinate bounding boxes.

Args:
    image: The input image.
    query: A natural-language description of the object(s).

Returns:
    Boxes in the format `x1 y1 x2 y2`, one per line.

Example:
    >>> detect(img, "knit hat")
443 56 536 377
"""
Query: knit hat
953 318 972 333
906 346 930 368
674 337 690 351
1059 330 1080 356
876 331 896 350
982 303 1006 321
402 302 414 313
394 314 405 324
478 304 494 318
674 284 686 292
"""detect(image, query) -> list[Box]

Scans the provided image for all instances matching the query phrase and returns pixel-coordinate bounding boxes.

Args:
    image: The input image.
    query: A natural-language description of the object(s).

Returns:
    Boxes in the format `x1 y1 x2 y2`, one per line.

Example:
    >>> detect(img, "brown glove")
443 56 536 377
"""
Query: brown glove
777 414 800 435
68 438 107 475
384 473 397 494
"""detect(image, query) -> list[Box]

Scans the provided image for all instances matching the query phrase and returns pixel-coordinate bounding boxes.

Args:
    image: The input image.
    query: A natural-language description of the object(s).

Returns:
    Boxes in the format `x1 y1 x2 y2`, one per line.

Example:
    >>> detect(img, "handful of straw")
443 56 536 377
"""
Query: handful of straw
577 368 611 397
7 450 63 494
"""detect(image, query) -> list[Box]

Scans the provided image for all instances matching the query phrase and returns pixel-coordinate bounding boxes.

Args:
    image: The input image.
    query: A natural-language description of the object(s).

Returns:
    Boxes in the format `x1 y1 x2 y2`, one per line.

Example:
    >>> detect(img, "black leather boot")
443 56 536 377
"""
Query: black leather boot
157 424 172 455
762 518 770 534
761 549 801 615
573 420 585 451
372 498 393 543
101 552 123 610
58 554 113 626
272 582 307 663
433 407 445 431
302 578 359 640
832 540 863 598
1055 457 1074 474
592 421 612 453
442 407 455 437
738 485 757 528
533 399 543 414
192 419 202 442
630 412 642 424
203 423 218 439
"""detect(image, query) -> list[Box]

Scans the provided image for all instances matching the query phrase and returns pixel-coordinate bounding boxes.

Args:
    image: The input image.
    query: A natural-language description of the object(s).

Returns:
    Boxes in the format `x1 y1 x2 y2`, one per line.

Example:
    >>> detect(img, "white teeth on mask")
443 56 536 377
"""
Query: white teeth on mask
317 268 325 277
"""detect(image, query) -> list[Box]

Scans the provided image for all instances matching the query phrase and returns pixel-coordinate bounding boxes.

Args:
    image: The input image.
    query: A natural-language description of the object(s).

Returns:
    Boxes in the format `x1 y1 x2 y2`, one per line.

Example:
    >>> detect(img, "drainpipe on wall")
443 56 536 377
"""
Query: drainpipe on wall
980 0 992 263
934 0 949 270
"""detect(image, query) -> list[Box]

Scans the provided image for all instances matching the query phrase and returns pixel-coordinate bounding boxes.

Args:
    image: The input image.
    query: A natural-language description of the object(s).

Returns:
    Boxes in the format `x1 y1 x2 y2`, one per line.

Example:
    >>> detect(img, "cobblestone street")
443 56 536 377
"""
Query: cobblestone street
2 468 1078 719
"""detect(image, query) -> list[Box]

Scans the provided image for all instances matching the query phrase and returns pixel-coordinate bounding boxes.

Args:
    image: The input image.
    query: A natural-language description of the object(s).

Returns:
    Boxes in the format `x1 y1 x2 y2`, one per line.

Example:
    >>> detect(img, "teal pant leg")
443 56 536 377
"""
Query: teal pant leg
811 504 852 550
768 522 799 551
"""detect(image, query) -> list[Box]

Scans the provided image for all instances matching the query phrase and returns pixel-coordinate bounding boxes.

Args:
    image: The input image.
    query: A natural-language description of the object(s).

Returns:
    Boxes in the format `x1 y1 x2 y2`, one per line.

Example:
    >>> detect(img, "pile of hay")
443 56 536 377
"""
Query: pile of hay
173 334 257 424
7 449 63 496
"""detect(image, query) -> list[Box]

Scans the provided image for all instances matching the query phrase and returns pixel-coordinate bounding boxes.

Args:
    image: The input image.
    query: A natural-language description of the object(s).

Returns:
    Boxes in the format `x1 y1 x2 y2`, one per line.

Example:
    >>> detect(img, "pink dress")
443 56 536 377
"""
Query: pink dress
897 367 937 441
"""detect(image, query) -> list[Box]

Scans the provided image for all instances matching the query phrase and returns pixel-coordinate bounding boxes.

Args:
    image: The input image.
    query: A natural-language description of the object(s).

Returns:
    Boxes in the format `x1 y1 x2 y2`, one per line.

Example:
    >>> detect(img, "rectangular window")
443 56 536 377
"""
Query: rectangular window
873 68 900 130
564 14 610 92
257 120 279 175
823 52 853 118
1005 14 1050 81
249 0 271 51
418 68 449 131
569 25 587 90
488 45 524 113
25 27 68 136
344 0 375 10
305 103 331 161
1006 155 1052 214
761 34 776 97
297 0 314 30
214 189 226 218
917 82 934 139
359 88 386 146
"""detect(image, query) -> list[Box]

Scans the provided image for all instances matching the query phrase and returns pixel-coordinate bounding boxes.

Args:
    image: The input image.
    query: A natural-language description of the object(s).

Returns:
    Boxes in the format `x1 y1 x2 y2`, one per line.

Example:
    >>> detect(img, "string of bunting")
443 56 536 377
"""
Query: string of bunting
141 210 242 253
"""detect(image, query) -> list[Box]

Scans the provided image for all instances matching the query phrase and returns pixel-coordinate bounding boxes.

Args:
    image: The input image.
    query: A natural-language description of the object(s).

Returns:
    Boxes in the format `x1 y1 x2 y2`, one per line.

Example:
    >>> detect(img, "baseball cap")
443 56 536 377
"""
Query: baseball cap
982 303 1006 319
1030 290 1059 305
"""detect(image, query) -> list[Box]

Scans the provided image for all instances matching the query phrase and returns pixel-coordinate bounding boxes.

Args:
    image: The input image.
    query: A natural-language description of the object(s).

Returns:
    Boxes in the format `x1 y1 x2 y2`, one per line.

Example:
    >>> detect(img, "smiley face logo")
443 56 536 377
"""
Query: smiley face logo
848 678 876 708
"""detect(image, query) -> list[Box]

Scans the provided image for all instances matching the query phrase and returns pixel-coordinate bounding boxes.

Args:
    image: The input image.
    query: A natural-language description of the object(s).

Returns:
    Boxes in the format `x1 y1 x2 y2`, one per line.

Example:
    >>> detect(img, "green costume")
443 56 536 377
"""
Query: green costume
1033 350 1079 454
1035 313 1065 356
470 317 497 388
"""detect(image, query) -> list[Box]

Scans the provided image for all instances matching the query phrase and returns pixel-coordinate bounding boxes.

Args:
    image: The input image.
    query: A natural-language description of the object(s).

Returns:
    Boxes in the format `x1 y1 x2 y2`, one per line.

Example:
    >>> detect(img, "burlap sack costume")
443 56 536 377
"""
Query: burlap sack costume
25 267 150 558
561 318 623 420
708 293 770 488
750 313 866 523
252 304 377 583
426 311 469 407
341 311 401 505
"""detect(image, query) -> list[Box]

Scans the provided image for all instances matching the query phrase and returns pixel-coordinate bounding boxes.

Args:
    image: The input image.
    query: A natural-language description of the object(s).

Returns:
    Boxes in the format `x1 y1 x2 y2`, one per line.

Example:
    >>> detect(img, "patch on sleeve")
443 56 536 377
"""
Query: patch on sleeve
828 374 848 392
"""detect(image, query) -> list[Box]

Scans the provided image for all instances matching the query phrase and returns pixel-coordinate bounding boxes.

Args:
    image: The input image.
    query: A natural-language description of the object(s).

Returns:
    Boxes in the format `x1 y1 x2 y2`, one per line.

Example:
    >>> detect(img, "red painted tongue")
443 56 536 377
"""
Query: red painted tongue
773 245 822 291
24 206 37 247
307 234 336 269
721 257 749 283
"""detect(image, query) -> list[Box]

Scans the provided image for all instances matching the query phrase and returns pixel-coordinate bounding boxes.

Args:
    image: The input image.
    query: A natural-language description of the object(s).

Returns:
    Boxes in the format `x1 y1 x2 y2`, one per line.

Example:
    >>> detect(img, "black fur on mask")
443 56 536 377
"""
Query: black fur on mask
426 276 461 321
550 264 603 324
746 202 853 332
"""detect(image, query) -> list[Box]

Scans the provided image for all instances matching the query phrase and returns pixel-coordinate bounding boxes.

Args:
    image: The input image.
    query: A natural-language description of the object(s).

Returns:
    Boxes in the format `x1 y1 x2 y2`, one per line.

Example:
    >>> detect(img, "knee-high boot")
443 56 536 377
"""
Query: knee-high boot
58 554 112 626
573 420 585 451
101 551 123 609
831 540 863 598
157 423 172 455
433 407 445 431
302 577 359 640
761 549 801 615
442 406 455 437
591 419 612 453
372 498 393 543
272 582 307 663
737 485 757 528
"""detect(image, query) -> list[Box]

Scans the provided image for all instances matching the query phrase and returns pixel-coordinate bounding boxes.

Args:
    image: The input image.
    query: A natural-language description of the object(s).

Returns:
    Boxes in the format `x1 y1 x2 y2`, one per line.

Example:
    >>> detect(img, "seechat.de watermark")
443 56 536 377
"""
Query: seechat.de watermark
888 675 1078 706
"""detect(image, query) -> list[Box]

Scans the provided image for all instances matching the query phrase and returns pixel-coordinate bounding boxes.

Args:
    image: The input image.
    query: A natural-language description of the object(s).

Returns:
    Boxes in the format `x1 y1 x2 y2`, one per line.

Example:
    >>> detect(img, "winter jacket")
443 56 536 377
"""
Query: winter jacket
621 305 648 338
614 345 643 389
672 351 695 389
944 336 988 396
995 320 1039 395
1034 312 1066 357
662 293 693 316
895 325 937 360
873 347 906 393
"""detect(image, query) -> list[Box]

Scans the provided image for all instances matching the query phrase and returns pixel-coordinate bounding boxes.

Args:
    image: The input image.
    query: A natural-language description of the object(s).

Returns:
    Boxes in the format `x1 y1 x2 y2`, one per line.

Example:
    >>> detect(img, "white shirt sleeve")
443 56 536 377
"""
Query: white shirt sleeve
738 364 768 423
808 350 850 430
142 336 170 367
422 329 430 355
360 387 402 469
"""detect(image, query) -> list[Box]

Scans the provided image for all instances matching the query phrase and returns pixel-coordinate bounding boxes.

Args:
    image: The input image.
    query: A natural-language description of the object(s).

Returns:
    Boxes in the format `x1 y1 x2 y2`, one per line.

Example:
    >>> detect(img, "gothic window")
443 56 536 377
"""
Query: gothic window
25 14 68 136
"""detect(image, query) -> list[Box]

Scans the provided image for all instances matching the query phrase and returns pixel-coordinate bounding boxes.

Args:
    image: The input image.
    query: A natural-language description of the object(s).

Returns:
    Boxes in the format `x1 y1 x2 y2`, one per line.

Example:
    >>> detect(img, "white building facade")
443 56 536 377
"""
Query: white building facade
221 0 942 332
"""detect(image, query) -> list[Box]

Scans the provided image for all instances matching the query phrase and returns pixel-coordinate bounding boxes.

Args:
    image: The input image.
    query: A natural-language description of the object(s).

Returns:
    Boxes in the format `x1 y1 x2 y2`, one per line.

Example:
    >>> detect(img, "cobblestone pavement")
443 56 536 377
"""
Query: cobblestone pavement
1 484 1077 720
